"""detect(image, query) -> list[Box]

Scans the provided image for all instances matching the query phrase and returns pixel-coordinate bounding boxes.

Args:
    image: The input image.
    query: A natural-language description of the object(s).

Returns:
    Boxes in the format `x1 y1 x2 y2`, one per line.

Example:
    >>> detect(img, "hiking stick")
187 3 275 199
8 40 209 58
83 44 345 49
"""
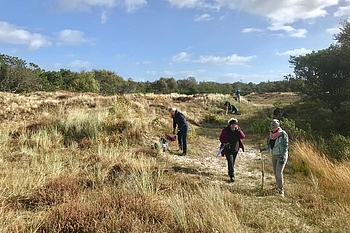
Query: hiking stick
260 150 265 190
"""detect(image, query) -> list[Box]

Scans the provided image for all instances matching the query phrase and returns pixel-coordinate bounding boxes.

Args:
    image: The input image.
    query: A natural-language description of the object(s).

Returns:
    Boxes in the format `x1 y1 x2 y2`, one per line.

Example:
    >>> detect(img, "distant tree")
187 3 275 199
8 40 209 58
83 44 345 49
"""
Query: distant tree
39 71 65 91
93 69 124 95
154 78 169 93
0 54 42 93
177 76 198 94
166 77 178 93
64 70 100 93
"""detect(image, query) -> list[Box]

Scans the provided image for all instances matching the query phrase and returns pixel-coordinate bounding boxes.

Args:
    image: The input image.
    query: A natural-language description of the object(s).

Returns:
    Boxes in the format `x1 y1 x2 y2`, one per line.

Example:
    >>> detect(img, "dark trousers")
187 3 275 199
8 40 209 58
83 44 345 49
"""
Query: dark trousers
178 129 188 154
225 151 238 179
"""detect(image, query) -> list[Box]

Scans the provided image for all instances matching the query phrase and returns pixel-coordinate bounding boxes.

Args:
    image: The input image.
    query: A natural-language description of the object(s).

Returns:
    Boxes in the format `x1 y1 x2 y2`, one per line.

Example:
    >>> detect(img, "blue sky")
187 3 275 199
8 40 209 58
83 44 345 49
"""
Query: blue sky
1 0 349 83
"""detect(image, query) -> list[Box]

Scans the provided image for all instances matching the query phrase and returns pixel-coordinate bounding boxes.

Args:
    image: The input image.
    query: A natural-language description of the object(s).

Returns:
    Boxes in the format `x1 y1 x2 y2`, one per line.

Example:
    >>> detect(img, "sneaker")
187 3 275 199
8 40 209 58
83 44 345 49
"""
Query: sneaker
279 190 285 197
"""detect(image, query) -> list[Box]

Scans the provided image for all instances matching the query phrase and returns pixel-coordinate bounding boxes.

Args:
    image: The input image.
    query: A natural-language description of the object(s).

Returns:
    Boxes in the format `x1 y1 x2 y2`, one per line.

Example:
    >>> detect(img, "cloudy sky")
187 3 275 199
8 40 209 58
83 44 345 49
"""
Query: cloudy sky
1 0 349 83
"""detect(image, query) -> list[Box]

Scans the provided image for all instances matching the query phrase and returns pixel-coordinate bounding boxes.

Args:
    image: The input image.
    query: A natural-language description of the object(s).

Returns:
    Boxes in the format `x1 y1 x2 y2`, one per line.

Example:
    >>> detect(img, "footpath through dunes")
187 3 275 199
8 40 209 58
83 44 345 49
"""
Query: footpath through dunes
170 133 276 193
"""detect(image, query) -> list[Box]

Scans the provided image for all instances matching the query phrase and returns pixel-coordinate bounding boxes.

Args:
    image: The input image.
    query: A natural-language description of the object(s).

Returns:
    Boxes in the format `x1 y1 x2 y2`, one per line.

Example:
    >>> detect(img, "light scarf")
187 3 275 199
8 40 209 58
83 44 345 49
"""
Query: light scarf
270 127 282 140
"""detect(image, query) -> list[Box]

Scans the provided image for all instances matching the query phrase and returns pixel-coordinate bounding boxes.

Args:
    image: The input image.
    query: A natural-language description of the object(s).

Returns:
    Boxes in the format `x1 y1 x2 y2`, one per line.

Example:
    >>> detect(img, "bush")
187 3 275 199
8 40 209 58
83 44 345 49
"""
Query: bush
252 116 271 134
280 118 307 140
324 134 350 161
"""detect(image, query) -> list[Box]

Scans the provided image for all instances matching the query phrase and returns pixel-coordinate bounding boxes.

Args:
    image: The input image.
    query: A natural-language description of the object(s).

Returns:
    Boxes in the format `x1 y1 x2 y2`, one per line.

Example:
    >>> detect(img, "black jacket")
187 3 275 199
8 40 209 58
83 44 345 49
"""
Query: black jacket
172 110 188 132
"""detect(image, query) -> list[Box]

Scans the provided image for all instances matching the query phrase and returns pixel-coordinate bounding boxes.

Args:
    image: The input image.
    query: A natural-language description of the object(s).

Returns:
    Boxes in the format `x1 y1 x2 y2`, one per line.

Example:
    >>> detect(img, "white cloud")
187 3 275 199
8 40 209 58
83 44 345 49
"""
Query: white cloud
56 29 92 45
57 0 147 12
268 24 307 37
167 0 220 10
194 13 214 21
0 21 52 50
242 28 263 33
196 54 256 65
334 1 350 17
68 60 91 68
57 0 117 10
326 27 340 35
171 52 191 63
171 52 255 65
134 60 152 65
146 69 206 77
290 28 308 38
277 48 312 56
101 11 108 23
167 0 338 36
125 0 147 12
231 0 337 26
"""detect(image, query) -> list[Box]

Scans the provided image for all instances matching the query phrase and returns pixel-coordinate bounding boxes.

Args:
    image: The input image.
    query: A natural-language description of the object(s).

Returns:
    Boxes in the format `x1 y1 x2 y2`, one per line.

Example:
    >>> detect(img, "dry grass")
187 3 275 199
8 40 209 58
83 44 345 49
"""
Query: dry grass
0 91 350 233
292 141 350 205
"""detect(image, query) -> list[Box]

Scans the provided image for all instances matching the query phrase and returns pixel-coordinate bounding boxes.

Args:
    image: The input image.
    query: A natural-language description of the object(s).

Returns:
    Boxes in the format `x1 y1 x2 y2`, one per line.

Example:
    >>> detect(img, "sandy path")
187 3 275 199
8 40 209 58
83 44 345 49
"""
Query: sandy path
172 139 276 191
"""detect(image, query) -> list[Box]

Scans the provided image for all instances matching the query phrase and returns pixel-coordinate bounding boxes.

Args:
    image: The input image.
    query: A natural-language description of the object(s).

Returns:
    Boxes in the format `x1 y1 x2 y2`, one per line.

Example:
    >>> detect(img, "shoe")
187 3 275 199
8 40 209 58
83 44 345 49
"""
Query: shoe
179 153 186 156
279 189 284 197
230 177 235 182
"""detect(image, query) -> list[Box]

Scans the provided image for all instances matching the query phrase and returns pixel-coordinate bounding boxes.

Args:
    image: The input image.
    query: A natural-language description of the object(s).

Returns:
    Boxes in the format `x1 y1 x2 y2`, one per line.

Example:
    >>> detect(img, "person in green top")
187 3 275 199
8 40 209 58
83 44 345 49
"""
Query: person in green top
261 119 289 197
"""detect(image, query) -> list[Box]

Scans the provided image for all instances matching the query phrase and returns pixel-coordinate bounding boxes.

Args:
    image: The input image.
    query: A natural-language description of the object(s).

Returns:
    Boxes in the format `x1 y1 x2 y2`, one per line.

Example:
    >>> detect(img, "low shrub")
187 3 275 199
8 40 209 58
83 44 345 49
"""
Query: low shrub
323 134 350 161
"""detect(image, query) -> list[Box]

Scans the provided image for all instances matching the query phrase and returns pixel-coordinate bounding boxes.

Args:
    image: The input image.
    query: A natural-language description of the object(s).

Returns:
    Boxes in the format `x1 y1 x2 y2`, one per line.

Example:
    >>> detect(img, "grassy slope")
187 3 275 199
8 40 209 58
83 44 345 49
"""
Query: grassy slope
0 91 349 233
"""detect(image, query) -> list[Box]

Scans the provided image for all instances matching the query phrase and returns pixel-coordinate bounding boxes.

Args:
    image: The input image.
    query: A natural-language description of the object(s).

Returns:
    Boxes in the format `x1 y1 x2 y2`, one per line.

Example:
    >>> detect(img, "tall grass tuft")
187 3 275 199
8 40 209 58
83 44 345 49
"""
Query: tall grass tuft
55 110 104 146
292 141 350 204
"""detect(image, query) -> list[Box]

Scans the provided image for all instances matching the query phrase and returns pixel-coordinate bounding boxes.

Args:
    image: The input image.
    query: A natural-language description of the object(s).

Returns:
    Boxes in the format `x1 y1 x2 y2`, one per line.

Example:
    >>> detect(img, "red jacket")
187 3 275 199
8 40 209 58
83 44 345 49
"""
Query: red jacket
219 126 245 156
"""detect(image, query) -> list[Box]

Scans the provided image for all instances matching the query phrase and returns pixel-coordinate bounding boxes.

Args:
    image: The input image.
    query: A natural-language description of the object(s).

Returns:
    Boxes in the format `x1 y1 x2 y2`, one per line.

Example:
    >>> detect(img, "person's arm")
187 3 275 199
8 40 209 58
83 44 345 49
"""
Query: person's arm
219 128 227 144
281 131 289 157
238 128 245 139
260 136 270 152
172 116 176 133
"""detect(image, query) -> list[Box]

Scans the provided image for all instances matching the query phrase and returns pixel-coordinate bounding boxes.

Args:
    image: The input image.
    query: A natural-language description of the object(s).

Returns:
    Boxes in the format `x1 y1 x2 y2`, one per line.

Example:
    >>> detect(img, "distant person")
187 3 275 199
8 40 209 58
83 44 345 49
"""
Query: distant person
219 118 245 182
273 108 281 119
224 101 240 115
236 89 241 102
260 119 289 197
273 108 289 120
281 109 289 119
169 108 188 156
231 105 239 115
224 101 231 114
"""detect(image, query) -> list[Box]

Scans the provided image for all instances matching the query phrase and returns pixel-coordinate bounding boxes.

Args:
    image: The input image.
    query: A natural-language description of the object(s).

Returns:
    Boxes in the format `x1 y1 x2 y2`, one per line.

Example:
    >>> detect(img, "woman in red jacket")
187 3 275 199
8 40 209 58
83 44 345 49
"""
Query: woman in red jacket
219 118 245 182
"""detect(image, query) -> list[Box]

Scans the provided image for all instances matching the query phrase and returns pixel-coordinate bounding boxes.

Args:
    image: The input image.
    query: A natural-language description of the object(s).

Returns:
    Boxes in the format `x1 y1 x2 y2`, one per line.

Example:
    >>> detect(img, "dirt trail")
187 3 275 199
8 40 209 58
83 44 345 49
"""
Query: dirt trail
171 138 276 192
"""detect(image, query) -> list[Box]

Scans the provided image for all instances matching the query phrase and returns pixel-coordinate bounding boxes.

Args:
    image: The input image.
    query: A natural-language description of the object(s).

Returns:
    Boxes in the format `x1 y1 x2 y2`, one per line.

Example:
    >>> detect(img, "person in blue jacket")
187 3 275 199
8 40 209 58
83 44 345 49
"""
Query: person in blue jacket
236 89 241 102
169 108 188 156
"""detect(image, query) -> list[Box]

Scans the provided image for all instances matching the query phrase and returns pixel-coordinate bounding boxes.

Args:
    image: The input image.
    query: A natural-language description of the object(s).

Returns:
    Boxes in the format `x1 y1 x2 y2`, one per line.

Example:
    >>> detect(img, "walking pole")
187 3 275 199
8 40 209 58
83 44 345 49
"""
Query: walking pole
260 149 265 191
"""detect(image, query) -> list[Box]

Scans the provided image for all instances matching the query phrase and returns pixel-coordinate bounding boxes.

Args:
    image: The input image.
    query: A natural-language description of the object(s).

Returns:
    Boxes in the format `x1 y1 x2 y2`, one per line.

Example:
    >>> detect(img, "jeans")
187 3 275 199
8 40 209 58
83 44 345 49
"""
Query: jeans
178 128 188 154
225 152 238 179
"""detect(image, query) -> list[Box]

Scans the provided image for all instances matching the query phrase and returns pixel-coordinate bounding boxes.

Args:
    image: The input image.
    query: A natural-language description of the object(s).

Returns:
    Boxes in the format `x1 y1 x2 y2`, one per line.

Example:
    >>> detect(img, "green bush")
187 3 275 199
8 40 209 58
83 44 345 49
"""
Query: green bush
252 116 271 134
324 134 350 161
280 118 307 140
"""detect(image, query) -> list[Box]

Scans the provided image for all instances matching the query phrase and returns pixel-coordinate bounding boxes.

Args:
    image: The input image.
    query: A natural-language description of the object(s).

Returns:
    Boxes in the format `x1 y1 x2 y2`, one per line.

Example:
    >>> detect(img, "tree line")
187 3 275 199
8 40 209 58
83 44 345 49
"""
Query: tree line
1 54 300 96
